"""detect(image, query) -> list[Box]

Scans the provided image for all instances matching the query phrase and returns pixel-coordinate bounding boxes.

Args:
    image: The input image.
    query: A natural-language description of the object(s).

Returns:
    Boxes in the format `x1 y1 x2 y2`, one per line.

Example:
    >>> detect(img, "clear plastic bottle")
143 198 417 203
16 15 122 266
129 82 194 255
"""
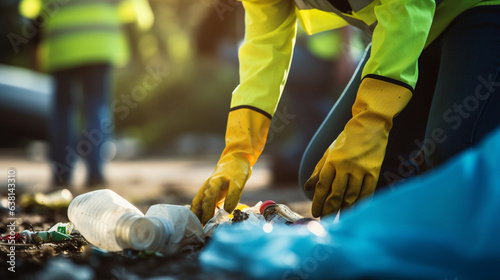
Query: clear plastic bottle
67 189 204 254
259 200 303 225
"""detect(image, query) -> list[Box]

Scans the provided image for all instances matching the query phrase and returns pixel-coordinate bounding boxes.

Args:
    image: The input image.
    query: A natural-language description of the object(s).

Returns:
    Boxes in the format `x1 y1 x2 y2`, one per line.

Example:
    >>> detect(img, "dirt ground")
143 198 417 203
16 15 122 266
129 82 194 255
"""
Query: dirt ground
0 148 313 279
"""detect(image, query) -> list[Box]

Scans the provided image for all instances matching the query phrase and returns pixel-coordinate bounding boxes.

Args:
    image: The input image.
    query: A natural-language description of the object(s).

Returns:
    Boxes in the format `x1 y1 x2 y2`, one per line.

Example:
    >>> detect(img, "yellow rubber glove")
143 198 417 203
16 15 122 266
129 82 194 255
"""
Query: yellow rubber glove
191 108 270 224
304 76 412 217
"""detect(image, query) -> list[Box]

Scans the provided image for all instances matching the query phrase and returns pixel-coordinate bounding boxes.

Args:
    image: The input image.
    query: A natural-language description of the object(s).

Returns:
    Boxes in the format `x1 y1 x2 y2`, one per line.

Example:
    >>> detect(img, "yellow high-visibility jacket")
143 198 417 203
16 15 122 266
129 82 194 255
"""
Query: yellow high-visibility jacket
20 0 153 72
231 0 500 117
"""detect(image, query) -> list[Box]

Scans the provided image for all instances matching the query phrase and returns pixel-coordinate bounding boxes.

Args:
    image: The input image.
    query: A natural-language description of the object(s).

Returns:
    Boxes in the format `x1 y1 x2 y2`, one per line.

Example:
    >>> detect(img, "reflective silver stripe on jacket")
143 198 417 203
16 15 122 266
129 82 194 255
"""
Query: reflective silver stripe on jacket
46 25 121 40
294 0 443 35
348 0 373 12
294 0 376 35
296 0 442 12
294 0 374 12
47 0 123 8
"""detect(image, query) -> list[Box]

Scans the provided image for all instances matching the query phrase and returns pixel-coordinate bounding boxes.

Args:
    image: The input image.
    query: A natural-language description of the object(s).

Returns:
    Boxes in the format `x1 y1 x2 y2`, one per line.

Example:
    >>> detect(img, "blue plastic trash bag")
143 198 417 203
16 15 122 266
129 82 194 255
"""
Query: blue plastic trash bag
200 127 500 279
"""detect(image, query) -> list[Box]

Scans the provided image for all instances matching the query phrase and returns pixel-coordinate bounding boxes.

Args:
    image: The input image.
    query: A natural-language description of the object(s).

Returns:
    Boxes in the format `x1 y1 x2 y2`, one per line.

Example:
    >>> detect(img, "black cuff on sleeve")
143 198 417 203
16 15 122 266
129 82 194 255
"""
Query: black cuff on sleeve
362 74 415 94
230 105 272 120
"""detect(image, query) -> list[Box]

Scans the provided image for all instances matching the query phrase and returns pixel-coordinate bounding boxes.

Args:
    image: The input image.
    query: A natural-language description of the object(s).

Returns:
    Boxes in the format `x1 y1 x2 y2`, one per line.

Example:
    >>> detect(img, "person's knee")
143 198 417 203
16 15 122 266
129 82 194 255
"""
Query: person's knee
423 125 470 169
425 145 446 169
416 125 450 169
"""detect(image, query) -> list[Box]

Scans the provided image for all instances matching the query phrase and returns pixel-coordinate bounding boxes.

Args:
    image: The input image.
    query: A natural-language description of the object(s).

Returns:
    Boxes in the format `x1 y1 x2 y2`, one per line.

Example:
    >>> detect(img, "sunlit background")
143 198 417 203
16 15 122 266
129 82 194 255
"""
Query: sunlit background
0 0 362 214
0 0 243 157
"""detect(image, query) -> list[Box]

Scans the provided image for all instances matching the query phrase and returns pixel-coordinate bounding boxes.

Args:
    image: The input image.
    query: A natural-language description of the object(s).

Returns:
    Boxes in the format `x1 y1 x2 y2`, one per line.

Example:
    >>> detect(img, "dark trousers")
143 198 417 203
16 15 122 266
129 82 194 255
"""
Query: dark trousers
300 6 500 198
50 63 113 186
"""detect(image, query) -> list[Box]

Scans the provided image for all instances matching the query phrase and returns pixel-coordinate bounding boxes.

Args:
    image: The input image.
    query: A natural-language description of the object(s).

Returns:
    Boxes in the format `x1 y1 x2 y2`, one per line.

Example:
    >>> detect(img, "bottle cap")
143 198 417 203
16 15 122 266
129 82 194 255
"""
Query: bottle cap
259 200 276 214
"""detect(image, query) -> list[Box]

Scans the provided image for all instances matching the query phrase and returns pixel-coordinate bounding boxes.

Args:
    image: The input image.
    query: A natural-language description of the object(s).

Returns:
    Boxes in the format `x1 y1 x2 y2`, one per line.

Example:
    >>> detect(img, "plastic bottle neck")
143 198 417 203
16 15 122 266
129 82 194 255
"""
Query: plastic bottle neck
115 212 148 250
115 212 172 252
146 216 174 252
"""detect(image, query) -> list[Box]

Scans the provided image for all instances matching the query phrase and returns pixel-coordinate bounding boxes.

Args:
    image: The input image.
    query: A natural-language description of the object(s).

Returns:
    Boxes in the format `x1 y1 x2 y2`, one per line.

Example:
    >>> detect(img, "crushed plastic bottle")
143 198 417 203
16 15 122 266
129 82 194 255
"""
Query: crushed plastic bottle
67 189 205 255
203 208 230 237
203 202 265 237
35 189 73 207
20 189 73 209
259 200 303 225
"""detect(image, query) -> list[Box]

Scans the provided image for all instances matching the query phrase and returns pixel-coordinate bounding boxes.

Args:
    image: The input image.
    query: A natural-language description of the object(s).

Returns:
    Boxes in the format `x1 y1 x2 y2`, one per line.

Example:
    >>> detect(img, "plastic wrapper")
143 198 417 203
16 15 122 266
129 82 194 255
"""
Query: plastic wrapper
48 222 75 235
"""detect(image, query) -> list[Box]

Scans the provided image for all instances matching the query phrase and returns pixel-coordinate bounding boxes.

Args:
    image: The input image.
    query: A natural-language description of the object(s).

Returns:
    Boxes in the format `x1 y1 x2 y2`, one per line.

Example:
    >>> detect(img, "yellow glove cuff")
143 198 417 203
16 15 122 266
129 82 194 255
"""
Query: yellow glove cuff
354 75 413 120
223 107 271 166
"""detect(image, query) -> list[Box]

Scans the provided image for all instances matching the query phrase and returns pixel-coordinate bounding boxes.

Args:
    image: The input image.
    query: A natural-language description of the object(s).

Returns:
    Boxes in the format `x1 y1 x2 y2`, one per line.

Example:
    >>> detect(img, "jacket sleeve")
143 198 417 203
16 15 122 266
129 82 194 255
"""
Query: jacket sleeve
361 0 436 89
231 0 297 117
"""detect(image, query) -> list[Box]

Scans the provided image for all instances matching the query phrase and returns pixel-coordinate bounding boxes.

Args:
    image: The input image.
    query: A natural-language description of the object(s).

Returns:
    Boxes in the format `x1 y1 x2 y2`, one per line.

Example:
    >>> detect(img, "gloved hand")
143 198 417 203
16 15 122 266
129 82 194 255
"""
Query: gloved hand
191 108 270 224
304 76 412 217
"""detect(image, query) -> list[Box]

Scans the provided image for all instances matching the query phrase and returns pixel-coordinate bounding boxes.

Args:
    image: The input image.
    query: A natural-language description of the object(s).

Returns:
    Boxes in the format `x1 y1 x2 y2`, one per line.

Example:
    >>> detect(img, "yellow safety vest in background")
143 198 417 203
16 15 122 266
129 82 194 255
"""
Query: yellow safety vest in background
20 0 153 72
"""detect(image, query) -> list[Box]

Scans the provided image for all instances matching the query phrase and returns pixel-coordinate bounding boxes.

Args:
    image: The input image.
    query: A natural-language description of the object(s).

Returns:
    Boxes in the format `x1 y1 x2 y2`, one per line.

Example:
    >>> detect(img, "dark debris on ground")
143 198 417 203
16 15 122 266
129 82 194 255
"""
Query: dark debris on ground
0 205 247 280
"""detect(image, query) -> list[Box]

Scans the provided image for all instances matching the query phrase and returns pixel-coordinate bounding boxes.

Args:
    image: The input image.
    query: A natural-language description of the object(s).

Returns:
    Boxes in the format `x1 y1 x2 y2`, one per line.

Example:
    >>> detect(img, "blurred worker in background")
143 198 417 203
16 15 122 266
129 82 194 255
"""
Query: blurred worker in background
192 0 500 224
20 0 154 189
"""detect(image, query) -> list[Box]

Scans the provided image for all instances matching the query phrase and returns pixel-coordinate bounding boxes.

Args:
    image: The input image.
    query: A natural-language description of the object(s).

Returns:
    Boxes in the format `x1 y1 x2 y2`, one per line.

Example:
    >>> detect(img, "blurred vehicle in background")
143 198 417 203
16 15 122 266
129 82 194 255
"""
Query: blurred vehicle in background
0 64 51 146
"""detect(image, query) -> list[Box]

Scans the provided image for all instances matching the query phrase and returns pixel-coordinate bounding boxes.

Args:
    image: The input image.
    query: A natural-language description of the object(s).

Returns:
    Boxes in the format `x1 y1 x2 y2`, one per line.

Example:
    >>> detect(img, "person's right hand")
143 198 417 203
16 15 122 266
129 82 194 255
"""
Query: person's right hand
191 153 251 225
191 108 271 224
